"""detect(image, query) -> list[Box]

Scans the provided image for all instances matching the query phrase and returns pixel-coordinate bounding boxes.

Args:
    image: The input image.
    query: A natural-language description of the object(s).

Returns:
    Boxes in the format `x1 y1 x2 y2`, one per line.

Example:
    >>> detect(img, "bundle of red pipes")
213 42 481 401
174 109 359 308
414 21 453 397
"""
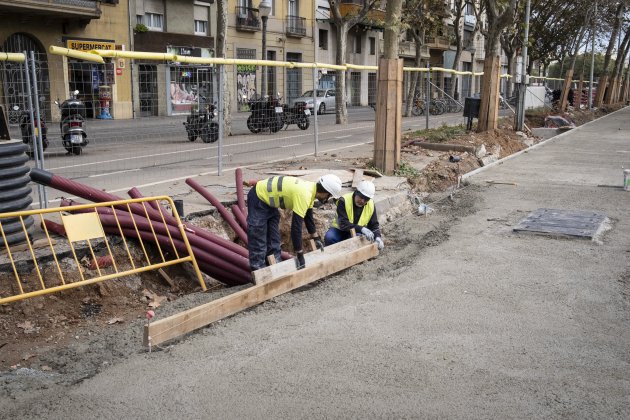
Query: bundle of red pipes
30 168 290 286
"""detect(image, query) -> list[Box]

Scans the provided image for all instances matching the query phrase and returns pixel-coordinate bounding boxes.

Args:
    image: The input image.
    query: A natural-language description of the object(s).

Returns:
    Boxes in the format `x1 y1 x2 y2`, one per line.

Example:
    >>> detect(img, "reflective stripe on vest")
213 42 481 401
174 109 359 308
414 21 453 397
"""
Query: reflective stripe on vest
331 192 374 229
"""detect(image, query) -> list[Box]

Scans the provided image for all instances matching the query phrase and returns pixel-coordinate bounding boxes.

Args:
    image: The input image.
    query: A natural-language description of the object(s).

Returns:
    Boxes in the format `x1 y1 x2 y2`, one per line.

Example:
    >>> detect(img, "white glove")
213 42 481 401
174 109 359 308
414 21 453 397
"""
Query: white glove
375 237 384 251
361 227 375 242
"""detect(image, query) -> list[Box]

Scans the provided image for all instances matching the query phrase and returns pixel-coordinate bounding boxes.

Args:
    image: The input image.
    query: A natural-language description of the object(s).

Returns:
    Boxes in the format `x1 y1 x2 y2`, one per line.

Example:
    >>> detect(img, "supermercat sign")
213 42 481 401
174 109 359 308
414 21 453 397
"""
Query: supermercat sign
66 39 116 52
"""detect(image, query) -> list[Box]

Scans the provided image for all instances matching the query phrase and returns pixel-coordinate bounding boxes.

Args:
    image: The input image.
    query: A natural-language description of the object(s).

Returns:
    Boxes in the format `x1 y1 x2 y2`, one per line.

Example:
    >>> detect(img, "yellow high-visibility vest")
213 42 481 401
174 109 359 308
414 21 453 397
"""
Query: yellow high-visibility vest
256 176 316 218
331 192 374 229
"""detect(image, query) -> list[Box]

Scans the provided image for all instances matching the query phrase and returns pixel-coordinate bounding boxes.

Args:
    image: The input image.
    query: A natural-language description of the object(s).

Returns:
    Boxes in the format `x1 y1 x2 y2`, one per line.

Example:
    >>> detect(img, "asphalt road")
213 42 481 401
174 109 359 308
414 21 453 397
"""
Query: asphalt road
20 107 478 205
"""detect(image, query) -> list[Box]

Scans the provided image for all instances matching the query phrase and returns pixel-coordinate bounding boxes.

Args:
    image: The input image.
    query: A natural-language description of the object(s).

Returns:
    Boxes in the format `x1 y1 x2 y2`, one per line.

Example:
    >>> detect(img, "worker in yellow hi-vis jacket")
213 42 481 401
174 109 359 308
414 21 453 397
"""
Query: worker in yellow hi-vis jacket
324 180 384 251
247 174 343 274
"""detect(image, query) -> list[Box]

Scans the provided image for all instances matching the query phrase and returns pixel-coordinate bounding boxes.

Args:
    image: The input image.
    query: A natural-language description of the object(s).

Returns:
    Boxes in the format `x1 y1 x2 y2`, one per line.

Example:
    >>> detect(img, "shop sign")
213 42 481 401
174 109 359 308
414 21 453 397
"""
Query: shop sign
116 68 123 76
66 39 116 52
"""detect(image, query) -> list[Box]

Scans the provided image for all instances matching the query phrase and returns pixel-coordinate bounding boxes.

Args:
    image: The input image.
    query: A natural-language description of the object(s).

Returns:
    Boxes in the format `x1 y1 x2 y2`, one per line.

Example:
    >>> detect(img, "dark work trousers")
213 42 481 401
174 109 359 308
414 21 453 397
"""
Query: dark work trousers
247 188 281 270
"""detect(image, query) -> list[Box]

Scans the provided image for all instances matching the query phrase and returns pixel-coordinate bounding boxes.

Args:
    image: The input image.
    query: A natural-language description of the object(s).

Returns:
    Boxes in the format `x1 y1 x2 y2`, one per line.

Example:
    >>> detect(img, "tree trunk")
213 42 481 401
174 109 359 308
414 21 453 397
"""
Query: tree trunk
335 23 349 125
404 36 424 117
505 52 513 98
595 2 625 107
216 0 231 135
607 28 630 103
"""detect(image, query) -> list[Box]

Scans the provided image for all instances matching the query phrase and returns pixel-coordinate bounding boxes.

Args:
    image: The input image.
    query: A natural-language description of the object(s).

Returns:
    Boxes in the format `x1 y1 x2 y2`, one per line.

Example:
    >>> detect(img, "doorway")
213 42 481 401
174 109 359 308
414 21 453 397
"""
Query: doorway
138 64 158 117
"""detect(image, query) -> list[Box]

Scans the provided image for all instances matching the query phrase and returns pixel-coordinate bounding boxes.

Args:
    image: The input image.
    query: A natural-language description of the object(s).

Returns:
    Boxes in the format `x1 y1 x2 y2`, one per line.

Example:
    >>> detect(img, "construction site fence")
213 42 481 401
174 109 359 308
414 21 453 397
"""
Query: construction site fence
0 195 205 305
0 50 608 209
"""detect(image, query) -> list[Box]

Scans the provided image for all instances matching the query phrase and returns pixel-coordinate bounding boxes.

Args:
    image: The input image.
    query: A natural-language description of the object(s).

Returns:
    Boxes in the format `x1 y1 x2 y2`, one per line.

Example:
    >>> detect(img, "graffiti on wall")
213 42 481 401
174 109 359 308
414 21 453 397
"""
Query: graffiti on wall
236 64 256 111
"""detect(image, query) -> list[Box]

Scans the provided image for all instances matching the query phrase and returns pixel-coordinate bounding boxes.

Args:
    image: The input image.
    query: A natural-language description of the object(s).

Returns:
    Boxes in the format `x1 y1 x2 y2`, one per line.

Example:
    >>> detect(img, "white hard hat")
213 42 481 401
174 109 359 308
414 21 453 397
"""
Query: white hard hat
356 180 375 199
319 174 342 199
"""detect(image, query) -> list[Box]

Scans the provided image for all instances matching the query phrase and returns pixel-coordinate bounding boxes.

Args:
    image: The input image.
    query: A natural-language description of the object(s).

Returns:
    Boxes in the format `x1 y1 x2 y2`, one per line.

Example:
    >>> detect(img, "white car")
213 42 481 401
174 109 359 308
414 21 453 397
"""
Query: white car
290 89 336 115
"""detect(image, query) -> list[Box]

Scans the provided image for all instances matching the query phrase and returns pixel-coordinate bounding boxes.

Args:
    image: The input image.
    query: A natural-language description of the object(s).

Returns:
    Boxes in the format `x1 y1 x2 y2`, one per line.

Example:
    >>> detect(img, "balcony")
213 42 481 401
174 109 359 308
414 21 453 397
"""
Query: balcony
0 0 101 19
398 41 430 59
286 15 306 37
424 35 452 51
339 0 386 28
235 6 260 32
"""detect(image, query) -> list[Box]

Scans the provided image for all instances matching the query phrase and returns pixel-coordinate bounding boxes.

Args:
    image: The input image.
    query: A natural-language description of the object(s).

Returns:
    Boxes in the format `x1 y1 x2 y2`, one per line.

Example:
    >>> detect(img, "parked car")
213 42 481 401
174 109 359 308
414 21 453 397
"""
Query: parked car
290 89 336 115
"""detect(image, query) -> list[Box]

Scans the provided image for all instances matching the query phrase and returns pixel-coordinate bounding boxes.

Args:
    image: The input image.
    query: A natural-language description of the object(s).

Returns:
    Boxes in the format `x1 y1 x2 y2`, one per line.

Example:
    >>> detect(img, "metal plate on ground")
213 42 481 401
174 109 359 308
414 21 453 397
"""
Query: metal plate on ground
513 208 608 239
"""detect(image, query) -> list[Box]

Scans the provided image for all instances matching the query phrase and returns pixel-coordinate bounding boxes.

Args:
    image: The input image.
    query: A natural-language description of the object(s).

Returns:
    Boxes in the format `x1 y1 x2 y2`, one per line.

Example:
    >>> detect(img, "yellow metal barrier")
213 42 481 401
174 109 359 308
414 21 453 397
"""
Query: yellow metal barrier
0 196 206 304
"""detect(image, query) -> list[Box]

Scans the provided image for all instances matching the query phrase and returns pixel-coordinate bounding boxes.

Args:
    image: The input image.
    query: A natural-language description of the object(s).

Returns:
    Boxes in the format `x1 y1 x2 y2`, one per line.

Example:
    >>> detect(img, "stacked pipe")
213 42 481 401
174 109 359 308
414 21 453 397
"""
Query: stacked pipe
186 169 292 261
30 168 251 286
0 141 34 246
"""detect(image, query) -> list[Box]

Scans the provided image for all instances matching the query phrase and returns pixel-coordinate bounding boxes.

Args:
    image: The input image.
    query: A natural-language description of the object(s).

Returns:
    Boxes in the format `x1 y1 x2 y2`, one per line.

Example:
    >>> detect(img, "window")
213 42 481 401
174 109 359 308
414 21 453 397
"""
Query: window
194 20 208 35
145 13 163 31
369 37 375 55
319 29 328 50
194 4 209 34
354 34 361 54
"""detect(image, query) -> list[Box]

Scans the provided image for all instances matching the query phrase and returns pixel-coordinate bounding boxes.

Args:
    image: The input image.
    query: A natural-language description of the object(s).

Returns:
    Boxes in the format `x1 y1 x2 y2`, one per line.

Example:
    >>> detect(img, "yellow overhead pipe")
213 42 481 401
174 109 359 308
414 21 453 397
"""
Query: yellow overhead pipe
0 52 25 62
90 49 177 61
49 46 104 63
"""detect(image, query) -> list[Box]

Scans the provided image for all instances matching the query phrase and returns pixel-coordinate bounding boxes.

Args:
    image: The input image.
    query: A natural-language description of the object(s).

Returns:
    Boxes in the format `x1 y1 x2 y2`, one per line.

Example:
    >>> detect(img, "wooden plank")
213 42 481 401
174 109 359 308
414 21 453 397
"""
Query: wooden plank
144 239 378 346
253 236 370 284
351 169 364 188
266 255 277 265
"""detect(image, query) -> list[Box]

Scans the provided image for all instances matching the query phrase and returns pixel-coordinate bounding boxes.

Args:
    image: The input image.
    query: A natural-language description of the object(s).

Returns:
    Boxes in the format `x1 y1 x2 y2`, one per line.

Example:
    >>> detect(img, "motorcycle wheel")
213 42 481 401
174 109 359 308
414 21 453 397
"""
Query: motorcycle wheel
270 115 283 133
297 116 310 130
205 122 219 143
247 115 262 133
188 131 197 142
64 135 83 155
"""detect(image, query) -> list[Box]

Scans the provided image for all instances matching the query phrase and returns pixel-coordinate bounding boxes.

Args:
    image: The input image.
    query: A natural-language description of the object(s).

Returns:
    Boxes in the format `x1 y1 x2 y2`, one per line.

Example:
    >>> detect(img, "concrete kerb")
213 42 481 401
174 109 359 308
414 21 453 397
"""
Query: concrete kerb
461 106 629 181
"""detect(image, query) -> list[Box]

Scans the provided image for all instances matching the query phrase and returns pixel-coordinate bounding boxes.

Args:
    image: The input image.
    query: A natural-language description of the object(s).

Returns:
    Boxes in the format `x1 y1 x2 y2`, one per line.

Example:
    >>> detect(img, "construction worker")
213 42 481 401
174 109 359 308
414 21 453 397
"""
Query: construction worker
247 174 343 272
324 180 384 251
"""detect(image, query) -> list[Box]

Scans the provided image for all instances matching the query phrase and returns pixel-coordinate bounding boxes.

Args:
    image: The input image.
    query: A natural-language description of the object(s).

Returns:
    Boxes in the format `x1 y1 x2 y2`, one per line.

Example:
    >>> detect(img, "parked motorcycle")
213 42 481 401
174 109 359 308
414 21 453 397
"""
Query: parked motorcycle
184 96 219 143
12 105 49 156
55 90 88 155
281 101 310 130
246 94 284 134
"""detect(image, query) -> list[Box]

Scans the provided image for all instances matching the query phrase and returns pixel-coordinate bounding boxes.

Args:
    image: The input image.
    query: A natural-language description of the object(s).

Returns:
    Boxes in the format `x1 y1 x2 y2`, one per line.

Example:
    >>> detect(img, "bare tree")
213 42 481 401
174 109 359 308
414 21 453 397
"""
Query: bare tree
400 0 448 117
216 0 231 135
477 0 517 132
329 0 381 124
595 0 626 106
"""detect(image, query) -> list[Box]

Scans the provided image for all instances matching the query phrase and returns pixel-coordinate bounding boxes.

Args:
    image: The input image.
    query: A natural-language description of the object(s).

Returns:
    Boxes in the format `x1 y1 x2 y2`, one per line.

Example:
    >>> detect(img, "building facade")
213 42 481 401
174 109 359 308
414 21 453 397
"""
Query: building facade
0 0 132 122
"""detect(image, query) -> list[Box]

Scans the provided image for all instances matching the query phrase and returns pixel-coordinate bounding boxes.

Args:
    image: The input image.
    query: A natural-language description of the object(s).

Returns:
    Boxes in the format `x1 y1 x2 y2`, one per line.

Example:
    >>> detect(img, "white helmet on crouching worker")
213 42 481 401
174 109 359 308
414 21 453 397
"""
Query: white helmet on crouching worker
319 174 342 199
356 180 375 199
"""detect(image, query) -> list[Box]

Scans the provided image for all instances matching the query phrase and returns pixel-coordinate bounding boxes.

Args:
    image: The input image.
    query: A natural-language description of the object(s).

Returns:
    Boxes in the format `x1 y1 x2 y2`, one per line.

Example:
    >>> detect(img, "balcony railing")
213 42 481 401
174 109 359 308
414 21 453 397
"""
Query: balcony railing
235 6 260 31
286 15 306 37
424 35 451 50
398 41 430 59
0 0 101 18
339 1 385 27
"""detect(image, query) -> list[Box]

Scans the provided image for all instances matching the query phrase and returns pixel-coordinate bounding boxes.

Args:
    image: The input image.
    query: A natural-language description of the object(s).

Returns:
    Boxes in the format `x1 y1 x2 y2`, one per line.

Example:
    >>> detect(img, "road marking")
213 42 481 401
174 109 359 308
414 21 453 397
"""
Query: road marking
88 169 140 178
334 135 352 139
281 143 303 148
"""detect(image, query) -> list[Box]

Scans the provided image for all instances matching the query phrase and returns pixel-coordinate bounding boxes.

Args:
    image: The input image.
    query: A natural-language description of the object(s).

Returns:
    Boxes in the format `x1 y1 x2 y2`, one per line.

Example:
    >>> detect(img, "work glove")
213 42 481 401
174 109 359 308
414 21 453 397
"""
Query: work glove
361 227 375 242
313 236 325 252
295 252 305 270
375 237 384 251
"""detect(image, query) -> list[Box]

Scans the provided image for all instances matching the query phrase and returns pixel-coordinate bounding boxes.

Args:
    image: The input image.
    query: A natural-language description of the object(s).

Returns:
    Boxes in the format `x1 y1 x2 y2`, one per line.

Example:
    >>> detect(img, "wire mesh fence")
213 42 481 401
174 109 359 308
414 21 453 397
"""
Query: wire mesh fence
1 51 569 209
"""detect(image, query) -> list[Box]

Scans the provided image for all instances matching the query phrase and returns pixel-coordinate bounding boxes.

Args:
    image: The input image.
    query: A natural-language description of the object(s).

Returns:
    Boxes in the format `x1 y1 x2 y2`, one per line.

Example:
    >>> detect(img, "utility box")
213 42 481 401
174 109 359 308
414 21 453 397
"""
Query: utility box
463 97 481 118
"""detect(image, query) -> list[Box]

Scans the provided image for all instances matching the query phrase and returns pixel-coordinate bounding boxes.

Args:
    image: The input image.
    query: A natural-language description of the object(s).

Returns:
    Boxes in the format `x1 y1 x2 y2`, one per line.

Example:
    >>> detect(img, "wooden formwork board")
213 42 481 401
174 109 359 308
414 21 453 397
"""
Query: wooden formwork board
143 237 378 346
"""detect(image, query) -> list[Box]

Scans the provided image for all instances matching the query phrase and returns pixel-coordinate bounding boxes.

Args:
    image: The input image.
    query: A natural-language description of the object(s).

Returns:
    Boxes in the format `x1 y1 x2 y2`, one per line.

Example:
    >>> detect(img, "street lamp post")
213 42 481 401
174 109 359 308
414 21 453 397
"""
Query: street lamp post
259 0 271 98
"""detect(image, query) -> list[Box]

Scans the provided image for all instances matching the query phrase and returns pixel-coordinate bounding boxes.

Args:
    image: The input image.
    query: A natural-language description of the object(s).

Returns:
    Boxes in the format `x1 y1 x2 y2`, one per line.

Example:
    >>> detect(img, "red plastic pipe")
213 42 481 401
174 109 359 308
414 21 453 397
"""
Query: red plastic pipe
186 178 248 244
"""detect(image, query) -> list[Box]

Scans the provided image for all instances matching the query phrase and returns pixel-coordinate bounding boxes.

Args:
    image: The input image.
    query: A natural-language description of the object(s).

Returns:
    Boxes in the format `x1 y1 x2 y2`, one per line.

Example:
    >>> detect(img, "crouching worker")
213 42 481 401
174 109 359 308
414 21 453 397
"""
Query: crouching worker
324 180 384 251
247 174 343 273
